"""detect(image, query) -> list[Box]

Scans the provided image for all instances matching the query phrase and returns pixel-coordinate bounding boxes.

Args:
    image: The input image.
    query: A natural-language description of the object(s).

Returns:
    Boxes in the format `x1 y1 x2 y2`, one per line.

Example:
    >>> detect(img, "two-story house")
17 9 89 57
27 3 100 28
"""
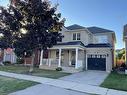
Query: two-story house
39 24 116 73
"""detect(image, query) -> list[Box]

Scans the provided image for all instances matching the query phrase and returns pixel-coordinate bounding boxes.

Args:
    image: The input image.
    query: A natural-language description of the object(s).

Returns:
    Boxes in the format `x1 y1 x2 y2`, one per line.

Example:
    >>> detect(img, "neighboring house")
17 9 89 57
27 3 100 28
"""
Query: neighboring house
2 48 16 63
123 24 127 64
39 24 116 73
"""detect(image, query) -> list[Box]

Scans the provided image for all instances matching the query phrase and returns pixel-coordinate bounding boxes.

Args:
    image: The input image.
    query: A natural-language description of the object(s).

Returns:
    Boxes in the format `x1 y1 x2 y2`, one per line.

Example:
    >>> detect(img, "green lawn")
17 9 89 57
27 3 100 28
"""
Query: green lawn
0 65 71 79
101 72 127 91
0 76 38 95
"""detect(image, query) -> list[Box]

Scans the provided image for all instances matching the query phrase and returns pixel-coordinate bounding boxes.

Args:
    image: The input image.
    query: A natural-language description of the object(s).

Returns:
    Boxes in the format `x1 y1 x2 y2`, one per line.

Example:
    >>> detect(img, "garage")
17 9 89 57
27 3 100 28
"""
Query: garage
87 54 106 71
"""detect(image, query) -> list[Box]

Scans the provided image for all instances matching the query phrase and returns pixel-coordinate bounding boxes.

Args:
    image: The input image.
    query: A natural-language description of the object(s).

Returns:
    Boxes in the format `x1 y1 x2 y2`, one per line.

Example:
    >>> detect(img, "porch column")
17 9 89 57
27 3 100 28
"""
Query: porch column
58 48 62 67
75 48 78 69
40 50 43 66
69 50 71 66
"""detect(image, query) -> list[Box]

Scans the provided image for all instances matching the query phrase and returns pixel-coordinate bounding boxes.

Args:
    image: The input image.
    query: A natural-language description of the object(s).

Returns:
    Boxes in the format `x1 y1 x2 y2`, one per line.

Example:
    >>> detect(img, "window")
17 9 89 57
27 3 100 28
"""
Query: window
73 33 76 40
77 33 80 40
73 33 81 41
95 35 108 43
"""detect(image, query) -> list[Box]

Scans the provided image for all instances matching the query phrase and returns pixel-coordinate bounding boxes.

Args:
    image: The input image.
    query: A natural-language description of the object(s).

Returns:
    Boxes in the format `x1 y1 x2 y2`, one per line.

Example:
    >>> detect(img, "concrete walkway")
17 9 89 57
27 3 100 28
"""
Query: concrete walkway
0 71 127 95
10 84 89 95
60 70 109 86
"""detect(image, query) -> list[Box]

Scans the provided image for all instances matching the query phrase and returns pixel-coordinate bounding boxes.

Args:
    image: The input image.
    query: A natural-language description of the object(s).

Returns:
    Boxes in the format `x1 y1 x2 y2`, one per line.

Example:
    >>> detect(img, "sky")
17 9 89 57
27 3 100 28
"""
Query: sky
0 0 127 49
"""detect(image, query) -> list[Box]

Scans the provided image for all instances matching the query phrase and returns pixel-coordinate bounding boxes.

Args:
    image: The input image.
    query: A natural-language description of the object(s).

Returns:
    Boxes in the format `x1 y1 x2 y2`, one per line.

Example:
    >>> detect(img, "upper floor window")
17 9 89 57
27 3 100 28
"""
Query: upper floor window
95 35 108 43
73 33 81 41
77 33 80 40
73 33 76 40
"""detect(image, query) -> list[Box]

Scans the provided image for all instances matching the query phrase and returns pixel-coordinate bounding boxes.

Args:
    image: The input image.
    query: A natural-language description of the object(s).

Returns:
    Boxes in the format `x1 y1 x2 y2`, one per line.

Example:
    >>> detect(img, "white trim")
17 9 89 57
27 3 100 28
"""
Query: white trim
86 54 88 70
68 50 71 66
72 33 81 41
58 48 62 67
75 48 78 69
39 50 43 66
48 45 85 50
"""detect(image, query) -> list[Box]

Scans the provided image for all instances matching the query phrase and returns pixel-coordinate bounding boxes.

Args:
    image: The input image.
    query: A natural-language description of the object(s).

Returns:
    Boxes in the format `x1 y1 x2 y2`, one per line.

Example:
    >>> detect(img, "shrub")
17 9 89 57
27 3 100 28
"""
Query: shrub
121 63 126 68
3 61 11 65
56 67 62 71
16 58 24 64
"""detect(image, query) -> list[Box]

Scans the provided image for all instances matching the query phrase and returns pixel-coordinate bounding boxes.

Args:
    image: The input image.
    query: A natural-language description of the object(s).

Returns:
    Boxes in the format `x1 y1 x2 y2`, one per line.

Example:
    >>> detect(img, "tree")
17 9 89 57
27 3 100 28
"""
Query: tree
0 0 64 72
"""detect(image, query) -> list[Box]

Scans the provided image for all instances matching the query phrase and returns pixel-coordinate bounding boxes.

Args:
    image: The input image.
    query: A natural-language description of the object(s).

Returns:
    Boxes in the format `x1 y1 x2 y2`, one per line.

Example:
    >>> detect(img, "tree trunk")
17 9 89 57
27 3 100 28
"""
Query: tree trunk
29 52 35 73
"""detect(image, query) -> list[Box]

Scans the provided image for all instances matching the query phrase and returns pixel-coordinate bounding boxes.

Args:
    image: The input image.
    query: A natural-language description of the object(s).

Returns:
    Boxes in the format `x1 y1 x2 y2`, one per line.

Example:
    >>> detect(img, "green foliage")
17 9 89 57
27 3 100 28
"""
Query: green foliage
101 72 127 91
0 76 38 95
16 58 24 64
56 67 62 71
0 65 70 79
3 61 11 65
117 49 125 60
0 0 65 58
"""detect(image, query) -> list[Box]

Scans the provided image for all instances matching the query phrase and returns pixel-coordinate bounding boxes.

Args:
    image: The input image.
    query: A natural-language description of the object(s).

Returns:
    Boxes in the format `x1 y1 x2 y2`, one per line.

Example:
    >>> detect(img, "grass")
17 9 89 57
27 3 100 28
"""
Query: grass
0 76 38 95
0 65 71 79
101 72 127 91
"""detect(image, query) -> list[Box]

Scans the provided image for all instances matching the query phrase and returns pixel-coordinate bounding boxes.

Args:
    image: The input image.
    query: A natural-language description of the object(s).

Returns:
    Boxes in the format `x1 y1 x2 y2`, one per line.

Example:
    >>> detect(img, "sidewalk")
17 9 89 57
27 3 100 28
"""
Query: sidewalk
0 71 127 95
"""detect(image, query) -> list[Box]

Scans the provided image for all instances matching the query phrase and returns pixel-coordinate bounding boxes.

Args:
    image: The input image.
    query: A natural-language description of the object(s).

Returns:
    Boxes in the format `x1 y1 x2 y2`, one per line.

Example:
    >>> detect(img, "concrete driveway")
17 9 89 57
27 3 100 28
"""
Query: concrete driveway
10 84 89 95
60 70 109 86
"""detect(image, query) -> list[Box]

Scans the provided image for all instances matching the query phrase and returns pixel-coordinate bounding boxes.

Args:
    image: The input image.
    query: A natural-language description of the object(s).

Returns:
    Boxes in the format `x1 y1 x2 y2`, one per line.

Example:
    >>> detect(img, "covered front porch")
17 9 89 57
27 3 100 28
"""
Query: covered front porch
39 45 85 73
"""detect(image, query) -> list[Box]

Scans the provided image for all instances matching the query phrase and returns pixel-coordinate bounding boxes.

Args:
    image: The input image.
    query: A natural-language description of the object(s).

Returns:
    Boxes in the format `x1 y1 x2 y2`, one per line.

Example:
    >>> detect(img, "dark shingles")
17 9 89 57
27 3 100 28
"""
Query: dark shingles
86 43 112 48
87 27 114 34
66 24 85 30
56 41 85 47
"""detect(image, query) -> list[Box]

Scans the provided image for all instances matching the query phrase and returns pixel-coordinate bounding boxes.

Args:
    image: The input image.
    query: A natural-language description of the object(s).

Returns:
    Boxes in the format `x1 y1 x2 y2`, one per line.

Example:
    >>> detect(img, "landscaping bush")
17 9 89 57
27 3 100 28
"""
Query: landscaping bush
56 67 62 71
16 58 24 64
121 63 126 68
3 61 11 65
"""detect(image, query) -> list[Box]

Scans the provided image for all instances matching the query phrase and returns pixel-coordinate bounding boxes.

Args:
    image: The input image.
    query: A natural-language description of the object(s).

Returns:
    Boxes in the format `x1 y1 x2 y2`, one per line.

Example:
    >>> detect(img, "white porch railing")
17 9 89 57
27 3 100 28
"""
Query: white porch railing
41 58 59 67
41 58 83 69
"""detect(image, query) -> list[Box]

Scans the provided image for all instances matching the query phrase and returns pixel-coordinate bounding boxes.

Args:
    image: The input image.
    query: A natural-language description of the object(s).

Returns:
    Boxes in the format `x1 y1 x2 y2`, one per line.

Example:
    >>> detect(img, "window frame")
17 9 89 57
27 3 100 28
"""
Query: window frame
77 33 81 40
73 33 77 40
73 33 81 41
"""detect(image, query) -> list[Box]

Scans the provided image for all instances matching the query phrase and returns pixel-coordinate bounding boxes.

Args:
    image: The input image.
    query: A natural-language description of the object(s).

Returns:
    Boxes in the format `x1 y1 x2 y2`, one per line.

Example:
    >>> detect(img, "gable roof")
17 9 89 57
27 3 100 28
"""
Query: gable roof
66 24 86 30
87 27 114 34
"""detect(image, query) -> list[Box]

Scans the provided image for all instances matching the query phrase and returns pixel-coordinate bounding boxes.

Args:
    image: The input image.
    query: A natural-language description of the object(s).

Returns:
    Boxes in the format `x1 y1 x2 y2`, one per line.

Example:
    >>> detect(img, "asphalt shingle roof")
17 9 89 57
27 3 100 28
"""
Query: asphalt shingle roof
66 24 114 34
85 43 111 48
56 41 85 47
87 27 114 34
66 24 85 30
56 42 111 48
